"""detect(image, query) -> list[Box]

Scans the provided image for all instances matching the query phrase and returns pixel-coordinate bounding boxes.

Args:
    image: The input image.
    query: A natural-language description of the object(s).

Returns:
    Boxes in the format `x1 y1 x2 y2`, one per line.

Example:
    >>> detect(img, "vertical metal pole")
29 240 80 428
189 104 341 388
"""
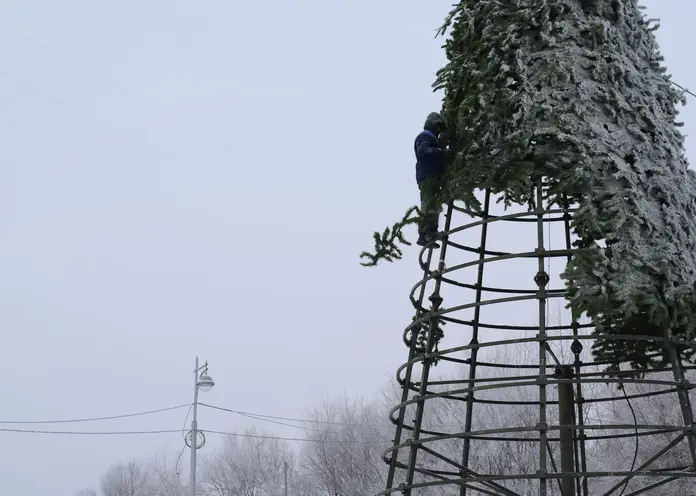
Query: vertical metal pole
556 366 575 496
385 248 436 489
534 179 549 496
663 316 696 466
284 460 288 496
189 357 200 496
562 198 589 496
460 190 491 496
403 203 454 495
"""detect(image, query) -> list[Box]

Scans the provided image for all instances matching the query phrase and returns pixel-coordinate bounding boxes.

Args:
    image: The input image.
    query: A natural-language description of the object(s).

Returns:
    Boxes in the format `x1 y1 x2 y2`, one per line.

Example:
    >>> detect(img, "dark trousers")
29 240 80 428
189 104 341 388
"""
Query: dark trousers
418 175 441 236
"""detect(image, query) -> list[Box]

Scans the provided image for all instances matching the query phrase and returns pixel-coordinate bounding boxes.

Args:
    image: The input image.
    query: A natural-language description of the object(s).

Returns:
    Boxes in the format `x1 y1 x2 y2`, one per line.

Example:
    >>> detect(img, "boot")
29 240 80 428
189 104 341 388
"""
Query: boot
417 231 442 248
426 231 444 242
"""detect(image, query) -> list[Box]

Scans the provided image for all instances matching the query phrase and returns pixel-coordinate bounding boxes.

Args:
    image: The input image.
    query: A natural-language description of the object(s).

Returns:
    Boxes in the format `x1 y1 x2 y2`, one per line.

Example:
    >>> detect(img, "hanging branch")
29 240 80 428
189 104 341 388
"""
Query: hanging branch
359 206 421 267
408 315 446 366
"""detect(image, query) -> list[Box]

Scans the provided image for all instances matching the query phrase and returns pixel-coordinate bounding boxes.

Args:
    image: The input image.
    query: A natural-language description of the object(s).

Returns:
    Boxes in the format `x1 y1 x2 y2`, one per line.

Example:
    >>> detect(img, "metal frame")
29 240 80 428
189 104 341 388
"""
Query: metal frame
380 185 696 495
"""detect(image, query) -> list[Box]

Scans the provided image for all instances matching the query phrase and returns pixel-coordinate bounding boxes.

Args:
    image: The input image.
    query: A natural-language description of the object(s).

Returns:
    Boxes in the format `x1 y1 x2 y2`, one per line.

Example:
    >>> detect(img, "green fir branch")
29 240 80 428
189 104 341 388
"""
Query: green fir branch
408 315 446 366
359 206 421 267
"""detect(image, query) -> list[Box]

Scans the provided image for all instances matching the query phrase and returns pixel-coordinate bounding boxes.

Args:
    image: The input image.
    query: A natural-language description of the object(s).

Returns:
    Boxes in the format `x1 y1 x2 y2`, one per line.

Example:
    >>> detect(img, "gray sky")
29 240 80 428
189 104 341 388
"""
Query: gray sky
0 1 694 495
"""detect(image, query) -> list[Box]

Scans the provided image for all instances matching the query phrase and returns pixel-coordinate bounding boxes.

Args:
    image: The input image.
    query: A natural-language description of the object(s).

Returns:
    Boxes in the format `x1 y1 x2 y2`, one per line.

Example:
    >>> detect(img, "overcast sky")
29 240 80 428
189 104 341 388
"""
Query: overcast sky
1 1 694 495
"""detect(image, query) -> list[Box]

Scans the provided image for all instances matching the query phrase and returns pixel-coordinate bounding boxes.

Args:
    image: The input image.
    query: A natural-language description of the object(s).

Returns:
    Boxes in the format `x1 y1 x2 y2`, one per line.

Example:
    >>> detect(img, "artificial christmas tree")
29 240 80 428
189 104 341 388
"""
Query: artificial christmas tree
374 3 696 494
364 0 696 370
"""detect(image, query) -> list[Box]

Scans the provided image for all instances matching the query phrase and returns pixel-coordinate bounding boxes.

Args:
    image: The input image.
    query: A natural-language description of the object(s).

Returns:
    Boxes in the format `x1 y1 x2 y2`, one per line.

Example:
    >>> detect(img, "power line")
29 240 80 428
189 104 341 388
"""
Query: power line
0 404 387 443
618 383 640 496
0 404 190 425
0 399 458 440
200 403 465 429
0 426 387 444
200 403 394 428
236 410 328 433
0 400 449 430
0 427 183 435
672 81 696 100
201 430 387 444
174 404 194 476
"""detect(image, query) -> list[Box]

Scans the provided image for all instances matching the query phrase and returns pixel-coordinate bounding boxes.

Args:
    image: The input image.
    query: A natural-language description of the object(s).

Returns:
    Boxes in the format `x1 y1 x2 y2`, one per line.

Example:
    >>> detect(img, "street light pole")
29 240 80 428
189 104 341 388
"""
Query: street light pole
189 357 200 496
189 357 215 496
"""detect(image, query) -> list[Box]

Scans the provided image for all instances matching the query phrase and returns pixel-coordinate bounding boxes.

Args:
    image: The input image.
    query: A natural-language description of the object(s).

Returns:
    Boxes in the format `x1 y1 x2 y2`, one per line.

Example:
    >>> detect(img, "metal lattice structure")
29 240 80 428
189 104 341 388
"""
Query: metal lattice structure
380 182 696 495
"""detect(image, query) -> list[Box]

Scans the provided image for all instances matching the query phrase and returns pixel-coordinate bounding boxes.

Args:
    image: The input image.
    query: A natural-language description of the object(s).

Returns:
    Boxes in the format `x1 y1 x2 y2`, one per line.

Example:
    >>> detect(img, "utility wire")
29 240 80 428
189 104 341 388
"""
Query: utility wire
174 404 194 476
618 384 640 496
0 404 190 425
200 430 387 444
199 403 392 427
200 403 479 430
0 427 183 435
610 343 640 496
236 410 328 434
0 404 387 443
201 403 454 428
672 81 696 100
0 400 477 441
0 426 387 444
0 401 459 431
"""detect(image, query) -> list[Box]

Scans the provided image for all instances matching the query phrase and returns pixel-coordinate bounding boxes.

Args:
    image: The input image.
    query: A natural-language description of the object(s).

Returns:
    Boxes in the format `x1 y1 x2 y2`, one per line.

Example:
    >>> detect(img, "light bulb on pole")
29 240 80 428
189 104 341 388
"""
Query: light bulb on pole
197 374 215 392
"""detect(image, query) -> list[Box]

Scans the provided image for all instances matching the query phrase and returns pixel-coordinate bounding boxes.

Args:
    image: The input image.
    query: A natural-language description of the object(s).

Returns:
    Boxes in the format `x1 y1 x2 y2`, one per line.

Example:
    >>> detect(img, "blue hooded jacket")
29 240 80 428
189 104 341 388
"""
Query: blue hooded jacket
414 129 444 183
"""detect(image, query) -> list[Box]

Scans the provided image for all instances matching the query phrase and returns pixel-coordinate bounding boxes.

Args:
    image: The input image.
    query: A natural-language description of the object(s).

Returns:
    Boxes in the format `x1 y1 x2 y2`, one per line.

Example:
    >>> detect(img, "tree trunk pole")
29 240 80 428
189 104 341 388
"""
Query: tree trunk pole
556 365 576 496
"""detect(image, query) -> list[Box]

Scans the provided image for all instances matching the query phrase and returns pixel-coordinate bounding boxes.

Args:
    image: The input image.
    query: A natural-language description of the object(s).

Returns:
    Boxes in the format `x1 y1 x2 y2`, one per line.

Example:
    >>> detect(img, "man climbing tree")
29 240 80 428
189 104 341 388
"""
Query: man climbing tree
415 112 447 247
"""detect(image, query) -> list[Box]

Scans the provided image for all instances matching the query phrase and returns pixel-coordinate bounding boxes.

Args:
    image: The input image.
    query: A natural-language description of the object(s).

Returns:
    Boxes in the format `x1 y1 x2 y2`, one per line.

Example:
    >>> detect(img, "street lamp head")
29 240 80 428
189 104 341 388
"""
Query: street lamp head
197 373 215 392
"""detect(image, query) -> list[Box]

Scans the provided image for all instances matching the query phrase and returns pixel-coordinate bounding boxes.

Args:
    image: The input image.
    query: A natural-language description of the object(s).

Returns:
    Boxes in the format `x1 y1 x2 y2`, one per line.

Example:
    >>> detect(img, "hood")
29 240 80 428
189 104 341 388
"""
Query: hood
424 112 445 132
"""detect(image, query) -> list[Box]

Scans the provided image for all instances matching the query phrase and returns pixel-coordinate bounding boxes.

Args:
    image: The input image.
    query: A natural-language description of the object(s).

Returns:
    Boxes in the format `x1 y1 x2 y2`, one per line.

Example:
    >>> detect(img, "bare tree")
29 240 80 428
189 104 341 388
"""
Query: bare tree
149 451 187 496
100 459 152 496
73 490 98 496
201 428 293 496
299 395 391 496
592 369 696 495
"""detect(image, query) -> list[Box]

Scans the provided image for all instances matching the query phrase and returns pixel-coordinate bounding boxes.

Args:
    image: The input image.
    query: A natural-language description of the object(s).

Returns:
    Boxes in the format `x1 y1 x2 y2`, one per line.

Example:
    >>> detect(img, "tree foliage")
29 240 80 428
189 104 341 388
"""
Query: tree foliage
100 460 151 496
359 206 420 267
200 428 294 496
365 0 696 371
